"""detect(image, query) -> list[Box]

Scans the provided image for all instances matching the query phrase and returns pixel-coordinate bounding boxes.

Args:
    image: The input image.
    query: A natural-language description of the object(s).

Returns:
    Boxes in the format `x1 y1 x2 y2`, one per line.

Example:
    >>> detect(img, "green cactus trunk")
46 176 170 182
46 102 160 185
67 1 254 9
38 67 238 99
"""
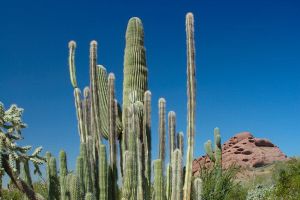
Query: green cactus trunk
122 17 148 176
108 73 118 200
158 98 166 168
143 90 151 200
59 151 68 200
70 175 82 200
171 149 183 200
47 157 59 200
166 164 172 200
192 178 203 200
153 159 165 200
99 144 108 200
168 111 176 164
177 132 184 157
184 12 196 200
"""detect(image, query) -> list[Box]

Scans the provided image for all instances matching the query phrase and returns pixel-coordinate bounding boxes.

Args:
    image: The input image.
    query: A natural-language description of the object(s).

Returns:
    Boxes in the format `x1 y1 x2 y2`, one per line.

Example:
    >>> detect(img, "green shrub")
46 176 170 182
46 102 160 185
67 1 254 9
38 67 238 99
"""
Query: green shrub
271 158 300 199
197 165 247 200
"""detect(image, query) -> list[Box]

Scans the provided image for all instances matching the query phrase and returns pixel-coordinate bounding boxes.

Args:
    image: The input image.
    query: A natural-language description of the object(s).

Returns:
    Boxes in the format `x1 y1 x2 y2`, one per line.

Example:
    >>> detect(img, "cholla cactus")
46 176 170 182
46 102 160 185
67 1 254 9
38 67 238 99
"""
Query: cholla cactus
0 102 45 200
204 128 222 168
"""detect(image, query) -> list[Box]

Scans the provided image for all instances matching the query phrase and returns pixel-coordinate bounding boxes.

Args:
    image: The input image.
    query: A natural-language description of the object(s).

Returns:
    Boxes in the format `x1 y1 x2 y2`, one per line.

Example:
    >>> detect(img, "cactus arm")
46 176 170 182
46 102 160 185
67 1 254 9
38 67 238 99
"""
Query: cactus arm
214 127 222 168
204 140 215 162
68 41 77 88
183 12 196 200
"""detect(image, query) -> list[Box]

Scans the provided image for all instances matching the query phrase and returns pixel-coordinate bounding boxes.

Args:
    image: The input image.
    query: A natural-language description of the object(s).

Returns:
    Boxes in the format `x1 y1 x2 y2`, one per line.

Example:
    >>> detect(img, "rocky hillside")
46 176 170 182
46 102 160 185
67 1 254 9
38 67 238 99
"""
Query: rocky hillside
192 132 287 176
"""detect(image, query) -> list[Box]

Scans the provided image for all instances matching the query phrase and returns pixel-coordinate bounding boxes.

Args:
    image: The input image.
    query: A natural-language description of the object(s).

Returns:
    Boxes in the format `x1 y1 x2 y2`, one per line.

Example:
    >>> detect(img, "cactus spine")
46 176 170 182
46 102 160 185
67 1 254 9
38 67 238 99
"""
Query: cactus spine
158 98 166 168
184 12 196 200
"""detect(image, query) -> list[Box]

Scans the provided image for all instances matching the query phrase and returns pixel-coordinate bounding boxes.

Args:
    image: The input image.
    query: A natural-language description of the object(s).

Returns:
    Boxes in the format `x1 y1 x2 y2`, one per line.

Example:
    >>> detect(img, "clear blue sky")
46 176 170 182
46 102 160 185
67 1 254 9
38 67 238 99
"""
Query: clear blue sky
0 0 300 174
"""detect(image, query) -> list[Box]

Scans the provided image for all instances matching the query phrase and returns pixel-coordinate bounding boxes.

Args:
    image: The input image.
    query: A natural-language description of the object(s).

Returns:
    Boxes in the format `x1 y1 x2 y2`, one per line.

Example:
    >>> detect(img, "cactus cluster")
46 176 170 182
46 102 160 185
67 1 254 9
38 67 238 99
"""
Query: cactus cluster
7 12 223 200
60 12 202 200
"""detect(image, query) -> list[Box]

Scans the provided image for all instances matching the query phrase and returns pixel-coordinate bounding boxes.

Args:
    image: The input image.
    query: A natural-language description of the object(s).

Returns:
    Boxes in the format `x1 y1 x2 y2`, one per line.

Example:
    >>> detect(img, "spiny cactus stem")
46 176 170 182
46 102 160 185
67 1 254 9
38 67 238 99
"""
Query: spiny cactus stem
74 88 85 142
158 98 166 168
68 40 77 88
177 132 184 157
143 90 152 200
184 12 196 200
89 41 101 141
168 111 176 163
108 73 117 199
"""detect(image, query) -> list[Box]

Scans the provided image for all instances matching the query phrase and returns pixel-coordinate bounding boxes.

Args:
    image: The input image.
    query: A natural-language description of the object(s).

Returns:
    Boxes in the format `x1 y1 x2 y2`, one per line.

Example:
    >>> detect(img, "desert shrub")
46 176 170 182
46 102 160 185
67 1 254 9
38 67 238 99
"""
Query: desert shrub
197 165 247 200
271 158 300 199
246 184 274 200
2 188 22 200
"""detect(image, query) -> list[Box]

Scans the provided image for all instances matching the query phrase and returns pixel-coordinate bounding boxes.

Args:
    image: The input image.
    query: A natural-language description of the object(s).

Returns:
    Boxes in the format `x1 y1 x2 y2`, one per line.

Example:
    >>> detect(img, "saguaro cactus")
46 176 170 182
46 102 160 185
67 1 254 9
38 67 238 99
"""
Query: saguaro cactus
192 178 203 200
204 127 222 167
153 159 165 200
158 98 166 167
177 132 184 157
47 157 59 200
59 150 68 200
108 73 118 200
171 149 183 200
122 17 148 117
166 164 172 200
168 111 176 163
122 17 148 177
70 175 82 200
99 144 108 200
184 12 196 200
143 90 152 200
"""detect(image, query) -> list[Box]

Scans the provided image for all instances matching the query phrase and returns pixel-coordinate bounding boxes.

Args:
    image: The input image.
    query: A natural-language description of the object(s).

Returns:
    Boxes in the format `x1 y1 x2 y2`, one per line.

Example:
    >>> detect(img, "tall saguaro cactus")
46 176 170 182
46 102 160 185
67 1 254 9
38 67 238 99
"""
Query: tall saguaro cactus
143 91 152 200
108 73 118 200
184 12 196 200
171 149 183 200
153 159 165 200
168 111 176 163
122 17 148 115
122 17 148 175
158 98 166 168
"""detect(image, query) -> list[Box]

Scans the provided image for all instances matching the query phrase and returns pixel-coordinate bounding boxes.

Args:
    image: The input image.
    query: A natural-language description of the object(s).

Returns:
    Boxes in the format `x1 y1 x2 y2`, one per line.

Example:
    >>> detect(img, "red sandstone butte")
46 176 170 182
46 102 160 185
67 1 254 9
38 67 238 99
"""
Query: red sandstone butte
192 132 287 176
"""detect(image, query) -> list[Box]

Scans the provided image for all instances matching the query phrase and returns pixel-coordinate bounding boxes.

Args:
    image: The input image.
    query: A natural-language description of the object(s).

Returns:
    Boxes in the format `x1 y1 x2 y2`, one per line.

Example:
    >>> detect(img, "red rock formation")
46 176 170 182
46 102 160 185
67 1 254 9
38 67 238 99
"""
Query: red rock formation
192 132 287 176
